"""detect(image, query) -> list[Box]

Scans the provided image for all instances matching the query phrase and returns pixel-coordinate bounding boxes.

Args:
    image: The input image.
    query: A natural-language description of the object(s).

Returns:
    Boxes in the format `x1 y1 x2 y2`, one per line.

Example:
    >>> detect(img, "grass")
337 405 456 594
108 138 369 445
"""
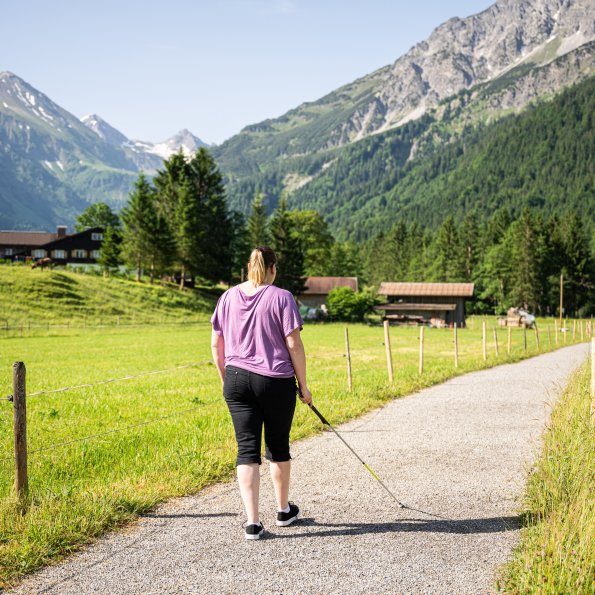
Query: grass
0 263 220 331
498 361 595 593
0 318 588 587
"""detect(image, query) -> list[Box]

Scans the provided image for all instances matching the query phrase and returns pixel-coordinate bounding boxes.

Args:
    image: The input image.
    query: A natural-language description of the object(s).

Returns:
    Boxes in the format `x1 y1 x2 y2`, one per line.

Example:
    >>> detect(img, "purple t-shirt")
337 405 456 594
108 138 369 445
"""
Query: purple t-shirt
211 284 303 378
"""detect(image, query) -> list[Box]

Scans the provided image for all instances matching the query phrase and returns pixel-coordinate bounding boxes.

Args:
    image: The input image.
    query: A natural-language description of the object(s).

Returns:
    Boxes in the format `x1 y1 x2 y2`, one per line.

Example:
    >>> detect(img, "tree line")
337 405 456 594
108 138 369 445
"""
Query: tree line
364 209 594 316
78 147 593 317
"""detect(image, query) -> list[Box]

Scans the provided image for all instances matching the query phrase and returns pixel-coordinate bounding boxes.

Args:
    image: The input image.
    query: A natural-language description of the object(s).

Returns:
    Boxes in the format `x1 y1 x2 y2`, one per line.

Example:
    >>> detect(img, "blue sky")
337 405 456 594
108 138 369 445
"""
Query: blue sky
2 0 494 144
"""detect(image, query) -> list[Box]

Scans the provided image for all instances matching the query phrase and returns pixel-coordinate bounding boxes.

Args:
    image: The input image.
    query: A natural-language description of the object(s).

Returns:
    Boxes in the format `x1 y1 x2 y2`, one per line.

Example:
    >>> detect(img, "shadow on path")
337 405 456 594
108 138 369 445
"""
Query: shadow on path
265 515 521 539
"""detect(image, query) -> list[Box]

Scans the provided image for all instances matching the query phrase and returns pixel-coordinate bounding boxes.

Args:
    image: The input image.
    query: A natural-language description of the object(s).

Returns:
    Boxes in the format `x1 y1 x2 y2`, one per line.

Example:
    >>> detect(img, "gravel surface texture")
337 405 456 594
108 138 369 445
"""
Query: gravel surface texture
9 343 589 595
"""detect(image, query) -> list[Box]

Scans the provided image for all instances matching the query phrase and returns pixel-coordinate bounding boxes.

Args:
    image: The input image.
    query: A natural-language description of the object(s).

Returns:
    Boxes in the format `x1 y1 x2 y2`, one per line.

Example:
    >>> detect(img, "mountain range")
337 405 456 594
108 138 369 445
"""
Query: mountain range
0 74 207 230
1 0 594 233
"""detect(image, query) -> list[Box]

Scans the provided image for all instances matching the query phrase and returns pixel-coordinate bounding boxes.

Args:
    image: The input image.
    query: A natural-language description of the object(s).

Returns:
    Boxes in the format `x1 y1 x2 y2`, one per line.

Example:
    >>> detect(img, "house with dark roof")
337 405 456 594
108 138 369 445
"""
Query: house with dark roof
0 226 104 265
297 276 359 308
376 282 475 327
0 226 67 259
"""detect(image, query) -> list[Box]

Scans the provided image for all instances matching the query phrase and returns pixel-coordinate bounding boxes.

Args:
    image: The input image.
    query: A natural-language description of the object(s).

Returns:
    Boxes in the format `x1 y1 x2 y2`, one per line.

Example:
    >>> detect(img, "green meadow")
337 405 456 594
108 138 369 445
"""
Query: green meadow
0 264 217 330
0 313 588 587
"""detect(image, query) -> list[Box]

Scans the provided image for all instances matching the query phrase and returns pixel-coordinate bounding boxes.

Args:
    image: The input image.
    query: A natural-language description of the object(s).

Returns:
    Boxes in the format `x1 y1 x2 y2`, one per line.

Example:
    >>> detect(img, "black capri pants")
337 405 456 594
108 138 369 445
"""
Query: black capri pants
223 365 297 466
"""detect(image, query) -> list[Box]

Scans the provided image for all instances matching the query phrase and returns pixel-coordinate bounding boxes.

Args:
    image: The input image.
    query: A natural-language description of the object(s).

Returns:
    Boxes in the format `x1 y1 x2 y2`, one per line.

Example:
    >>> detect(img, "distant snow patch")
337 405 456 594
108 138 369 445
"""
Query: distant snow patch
2 102 8 108
38 106 54 121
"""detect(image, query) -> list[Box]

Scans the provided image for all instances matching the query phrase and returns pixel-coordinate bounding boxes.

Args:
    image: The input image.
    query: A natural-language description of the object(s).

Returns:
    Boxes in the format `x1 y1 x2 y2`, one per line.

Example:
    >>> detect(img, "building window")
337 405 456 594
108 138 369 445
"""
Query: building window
4 248 13 256
91 233 103 241
52 250 66 259
33 249 46 259
72 249 87 258
91 250 101 259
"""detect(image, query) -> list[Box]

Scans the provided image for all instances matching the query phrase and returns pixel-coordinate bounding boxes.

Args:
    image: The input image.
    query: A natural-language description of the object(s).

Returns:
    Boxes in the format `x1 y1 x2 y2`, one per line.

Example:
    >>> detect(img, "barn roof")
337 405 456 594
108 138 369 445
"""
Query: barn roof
378 282 474 297
301 276 358 295
376 302 457 311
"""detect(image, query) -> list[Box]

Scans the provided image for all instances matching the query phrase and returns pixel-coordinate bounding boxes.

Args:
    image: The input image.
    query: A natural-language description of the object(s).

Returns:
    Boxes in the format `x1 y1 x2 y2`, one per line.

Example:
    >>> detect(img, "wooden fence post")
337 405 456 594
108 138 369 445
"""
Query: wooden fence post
454 323 458 368
580 320 584 341
345 327 353 391
547 325 552 349
419 326 424 375
523 326 527 352
564 318 568 344
507 326 512 355
493 327 499 357
12 362 28 499
554 320 559 345
534 325 540 351
383 320 393 384
482 321 487 362
572 319 576 342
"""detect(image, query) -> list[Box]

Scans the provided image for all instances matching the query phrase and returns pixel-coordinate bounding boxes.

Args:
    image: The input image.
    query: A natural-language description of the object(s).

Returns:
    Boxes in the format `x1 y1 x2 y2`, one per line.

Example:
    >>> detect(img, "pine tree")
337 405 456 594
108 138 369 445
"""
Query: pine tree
427 216 464 282
153 151 188 223
173 177 198 289
229 210 250 283
247 191 269 248
459 212 481 281
147 212 176 284
97 227 121 277
557 212 593 316
186 148 233 283
121 173 155 281
327 242 363 279
269 198 306 295
508 209 547 312
287 210 334 276
153 148 233 287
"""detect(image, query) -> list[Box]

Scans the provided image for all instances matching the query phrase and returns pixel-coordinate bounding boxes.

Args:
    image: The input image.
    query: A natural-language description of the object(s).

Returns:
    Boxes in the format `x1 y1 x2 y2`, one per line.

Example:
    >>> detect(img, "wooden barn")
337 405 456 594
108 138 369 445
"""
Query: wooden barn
376 282 474 327
297 276 359 308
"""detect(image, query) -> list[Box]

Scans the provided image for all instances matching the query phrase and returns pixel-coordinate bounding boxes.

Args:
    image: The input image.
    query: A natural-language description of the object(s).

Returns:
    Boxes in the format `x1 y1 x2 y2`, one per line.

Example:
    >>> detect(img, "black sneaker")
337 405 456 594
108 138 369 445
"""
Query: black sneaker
244 521 265 540
276 502 300 526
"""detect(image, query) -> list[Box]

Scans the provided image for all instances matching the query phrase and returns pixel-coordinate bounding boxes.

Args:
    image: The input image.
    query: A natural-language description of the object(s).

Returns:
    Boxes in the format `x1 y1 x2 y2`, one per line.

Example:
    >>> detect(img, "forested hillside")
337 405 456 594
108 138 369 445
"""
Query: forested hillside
289 74 595 241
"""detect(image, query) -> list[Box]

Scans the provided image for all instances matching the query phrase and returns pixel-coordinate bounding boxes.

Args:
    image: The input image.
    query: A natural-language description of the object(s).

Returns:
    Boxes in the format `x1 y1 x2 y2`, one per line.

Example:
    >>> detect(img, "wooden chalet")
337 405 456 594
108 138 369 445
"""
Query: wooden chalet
377 282 474 327
297 276 359 308
0 227 66 260
0 226 104 265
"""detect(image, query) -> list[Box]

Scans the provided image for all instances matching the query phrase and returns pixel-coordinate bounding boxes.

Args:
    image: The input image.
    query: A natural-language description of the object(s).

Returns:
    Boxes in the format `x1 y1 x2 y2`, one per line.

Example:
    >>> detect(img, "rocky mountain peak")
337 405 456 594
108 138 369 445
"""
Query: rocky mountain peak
81 114 128 147
376 0 594 126
142 128 208 159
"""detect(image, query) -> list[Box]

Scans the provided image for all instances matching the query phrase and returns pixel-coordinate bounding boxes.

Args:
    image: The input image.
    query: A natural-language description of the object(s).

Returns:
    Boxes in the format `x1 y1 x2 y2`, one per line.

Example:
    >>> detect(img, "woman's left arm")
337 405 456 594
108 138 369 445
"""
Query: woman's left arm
211 330 225 384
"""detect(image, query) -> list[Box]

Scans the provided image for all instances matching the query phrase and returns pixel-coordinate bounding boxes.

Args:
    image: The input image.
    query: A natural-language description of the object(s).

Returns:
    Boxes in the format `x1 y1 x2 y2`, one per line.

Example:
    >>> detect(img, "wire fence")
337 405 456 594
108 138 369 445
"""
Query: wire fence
2 320 593 498
1 359 215 477
0 405 203 463
12 360 211 400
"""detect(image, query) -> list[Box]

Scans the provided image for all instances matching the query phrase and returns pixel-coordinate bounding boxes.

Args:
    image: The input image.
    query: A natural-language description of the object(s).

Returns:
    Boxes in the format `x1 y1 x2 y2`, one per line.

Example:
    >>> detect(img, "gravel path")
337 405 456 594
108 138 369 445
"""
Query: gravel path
9 343 589 595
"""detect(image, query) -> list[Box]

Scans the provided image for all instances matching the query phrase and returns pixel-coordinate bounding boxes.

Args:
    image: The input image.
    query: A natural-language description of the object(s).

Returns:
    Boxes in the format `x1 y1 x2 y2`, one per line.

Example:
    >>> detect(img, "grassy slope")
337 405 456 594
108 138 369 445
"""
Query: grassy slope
498 362 594 593
0 315 590 587
0 264 220 328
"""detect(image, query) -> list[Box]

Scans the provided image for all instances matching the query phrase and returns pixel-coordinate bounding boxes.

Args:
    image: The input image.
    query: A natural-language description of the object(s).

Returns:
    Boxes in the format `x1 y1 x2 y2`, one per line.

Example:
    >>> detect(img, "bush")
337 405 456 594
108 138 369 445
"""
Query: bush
326 287 377 322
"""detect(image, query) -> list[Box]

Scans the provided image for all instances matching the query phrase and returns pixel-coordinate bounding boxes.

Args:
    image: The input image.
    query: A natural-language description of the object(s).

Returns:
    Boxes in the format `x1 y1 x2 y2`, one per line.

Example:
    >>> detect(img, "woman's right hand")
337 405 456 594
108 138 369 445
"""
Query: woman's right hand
298 386 313 406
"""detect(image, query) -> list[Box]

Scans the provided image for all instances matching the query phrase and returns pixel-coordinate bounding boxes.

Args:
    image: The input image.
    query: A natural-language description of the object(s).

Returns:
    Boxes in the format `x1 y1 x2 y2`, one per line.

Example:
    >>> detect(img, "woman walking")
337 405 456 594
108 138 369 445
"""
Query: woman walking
211 246 313 540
